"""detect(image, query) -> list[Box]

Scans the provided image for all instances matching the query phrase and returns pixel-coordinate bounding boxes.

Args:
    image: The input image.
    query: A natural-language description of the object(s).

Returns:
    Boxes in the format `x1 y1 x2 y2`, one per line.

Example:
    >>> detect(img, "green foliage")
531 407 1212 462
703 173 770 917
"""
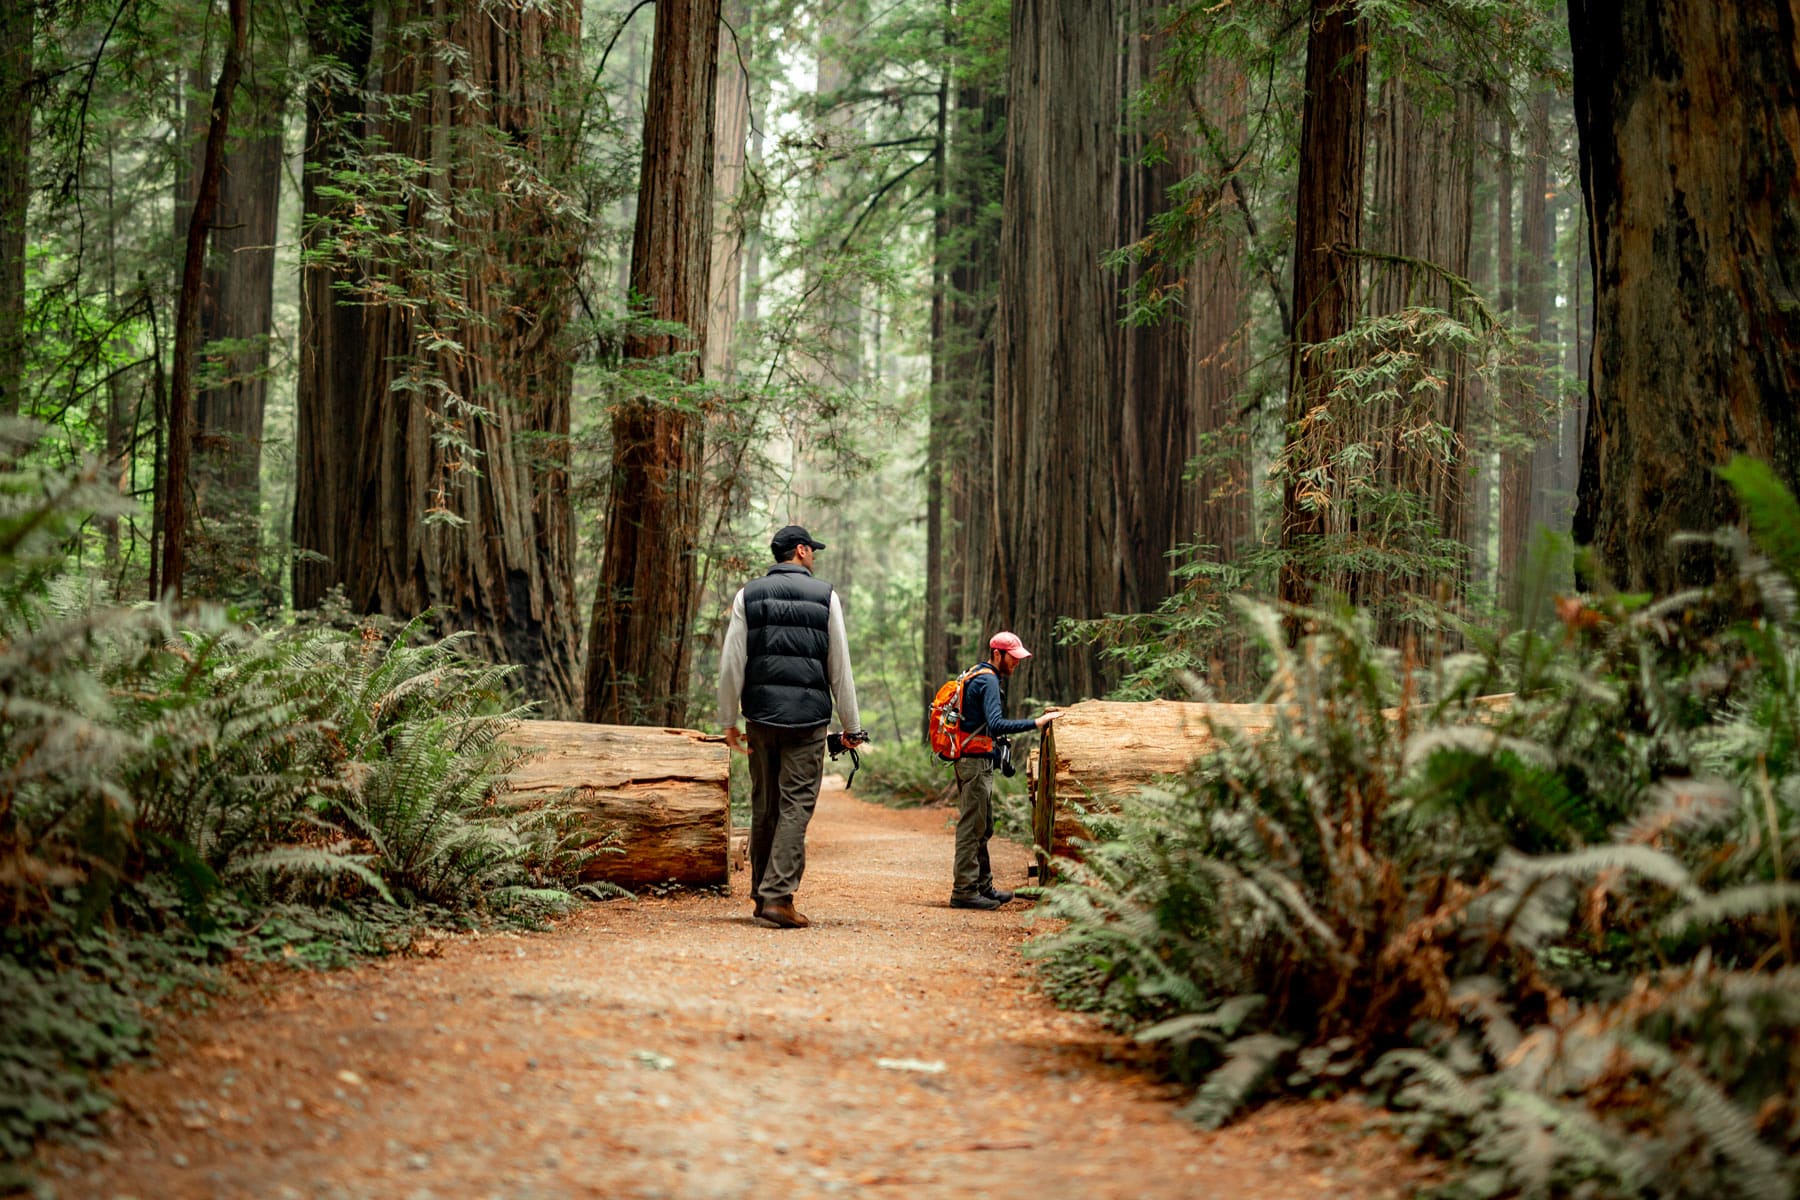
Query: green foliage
0 437 596 1164
0 924 201 1170
1031 461 1800 1197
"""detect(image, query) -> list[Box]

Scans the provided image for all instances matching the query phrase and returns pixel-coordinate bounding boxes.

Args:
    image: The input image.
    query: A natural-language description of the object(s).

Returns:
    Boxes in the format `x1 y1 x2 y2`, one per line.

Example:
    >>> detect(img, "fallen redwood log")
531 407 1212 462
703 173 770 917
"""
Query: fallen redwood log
1026 701 1281 871
505 721 730 888
1026 696 1512 876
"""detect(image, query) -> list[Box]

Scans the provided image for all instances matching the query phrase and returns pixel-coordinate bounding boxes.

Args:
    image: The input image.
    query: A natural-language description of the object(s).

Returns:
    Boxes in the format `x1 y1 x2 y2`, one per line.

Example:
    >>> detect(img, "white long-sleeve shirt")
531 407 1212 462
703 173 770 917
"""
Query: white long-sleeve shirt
716 584 861 733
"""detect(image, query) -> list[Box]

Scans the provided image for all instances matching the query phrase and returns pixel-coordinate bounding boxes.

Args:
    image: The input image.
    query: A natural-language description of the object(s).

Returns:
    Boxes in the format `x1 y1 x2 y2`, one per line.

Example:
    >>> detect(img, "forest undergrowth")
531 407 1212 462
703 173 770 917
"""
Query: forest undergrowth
0 425 601 1178
1030 459 1800 1199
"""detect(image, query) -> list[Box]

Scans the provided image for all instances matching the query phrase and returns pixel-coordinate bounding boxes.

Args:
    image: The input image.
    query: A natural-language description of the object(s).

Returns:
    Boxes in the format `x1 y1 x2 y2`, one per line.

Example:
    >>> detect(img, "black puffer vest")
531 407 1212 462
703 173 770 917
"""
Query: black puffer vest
742 563 834 728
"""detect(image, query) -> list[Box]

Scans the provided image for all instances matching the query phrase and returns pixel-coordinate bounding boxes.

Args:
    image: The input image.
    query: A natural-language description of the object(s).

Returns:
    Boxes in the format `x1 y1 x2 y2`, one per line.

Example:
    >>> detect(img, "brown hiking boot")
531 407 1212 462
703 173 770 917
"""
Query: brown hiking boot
758 899 811 929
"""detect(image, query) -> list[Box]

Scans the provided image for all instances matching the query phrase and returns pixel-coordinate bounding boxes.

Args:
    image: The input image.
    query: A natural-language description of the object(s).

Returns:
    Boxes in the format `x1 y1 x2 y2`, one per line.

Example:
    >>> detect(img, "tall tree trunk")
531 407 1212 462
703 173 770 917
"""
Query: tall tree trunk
1113 1 1194 618
583 0 721 725
1569 0 1800 593
1467 109 1497 600
1497 97 1540 611
786 0 865 525
294 0 374 610
180 66 285 598
1363 76 1477 637
161 0 247 602
924 34 952 736
992 0 1123 703
194 85 283 509
1520 92 1565 588
0 0 30 418
1503 89 1553 606
1183 64 1252 572
1277 0 1368 611
300 0 586 709
705 5 749 384
946 81 1006 682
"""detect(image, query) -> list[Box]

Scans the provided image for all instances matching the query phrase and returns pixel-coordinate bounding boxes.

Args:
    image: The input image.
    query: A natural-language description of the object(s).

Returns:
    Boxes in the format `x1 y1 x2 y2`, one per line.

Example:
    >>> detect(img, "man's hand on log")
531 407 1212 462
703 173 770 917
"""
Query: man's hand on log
725 726 751 754
1035 710 1063 730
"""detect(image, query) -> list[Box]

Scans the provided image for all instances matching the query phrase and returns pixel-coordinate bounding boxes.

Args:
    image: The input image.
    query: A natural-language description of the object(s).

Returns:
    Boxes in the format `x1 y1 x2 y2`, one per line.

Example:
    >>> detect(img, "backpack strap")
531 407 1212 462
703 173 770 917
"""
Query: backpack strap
953 665 998 750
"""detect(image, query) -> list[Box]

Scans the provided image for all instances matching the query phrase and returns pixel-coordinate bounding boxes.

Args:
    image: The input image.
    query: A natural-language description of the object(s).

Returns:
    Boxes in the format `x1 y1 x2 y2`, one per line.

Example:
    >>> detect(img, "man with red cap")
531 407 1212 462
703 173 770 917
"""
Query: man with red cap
949 632 1061 910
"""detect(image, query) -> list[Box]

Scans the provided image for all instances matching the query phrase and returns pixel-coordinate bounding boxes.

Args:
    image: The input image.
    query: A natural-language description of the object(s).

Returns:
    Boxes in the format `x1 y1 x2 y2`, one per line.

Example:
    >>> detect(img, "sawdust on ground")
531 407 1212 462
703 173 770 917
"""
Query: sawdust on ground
37 781 1437 1199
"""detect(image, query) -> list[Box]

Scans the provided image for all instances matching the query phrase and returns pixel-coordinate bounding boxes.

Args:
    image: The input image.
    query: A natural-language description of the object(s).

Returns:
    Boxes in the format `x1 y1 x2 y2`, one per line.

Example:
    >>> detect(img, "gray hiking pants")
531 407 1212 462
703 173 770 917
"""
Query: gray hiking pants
951 756 996 900
746 721 828 904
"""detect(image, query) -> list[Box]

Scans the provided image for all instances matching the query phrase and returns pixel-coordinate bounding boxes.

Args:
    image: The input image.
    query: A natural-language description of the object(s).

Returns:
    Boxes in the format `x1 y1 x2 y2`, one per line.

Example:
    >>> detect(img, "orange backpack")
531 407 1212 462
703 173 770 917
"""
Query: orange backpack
928 665 997 761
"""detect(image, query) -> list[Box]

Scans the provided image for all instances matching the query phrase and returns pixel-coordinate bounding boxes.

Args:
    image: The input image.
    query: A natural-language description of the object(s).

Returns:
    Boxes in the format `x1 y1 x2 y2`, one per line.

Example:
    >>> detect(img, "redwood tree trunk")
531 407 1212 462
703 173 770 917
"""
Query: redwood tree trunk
946 82 1006 682
0 0 30 418
298 0 586 710
1277 0 1368 610
1113 0 1194 618
161 0 247 601
1502 91 1553 608
1364 76 1477 635
924 43 952 734
704 2 748 382
181 67 285 596
1183 64 1252 573
992 0 1123 703
294 0 373 610
194 85 283 510
1569 0 1800 593
583 0 722 725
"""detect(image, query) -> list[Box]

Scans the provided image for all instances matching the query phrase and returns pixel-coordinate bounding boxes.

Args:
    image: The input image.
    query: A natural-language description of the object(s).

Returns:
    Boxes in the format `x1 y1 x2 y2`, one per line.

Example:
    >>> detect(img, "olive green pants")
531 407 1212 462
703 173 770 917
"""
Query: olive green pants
951 755 996 900
746 721 828 904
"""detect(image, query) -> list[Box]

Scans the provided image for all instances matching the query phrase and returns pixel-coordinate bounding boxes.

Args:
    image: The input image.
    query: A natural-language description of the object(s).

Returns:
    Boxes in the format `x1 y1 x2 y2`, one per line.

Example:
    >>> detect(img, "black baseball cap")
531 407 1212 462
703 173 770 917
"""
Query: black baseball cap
771 525 826 558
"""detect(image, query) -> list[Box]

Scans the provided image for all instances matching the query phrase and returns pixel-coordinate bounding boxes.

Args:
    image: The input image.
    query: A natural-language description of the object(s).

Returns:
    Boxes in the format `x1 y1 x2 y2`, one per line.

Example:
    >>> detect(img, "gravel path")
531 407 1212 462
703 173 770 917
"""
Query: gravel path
41 783 1432 1199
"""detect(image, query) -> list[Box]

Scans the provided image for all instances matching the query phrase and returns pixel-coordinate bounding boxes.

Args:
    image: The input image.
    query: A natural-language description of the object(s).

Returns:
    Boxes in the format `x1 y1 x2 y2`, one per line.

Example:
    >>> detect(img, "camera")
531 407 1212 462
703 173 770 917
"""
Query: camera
995 738 1016 778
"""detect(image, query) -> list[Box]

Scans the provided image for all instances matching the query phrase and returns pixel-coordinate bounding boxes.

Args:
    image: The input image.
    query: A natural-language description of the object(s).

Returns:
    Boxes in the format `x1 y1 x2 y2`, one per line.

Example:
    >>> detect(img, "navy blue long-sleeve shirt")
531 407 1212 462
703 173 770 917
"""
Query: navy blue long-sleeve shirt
962 662 1036 759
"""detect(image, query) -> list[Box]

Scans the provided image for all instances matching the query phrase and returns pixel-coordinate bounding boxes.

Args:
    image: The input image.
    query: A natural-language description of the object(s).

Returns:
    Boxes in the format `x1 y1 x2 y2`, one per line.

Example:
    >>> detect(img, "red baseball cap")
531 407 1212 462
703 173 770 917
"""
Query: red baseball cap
989 631 1031 659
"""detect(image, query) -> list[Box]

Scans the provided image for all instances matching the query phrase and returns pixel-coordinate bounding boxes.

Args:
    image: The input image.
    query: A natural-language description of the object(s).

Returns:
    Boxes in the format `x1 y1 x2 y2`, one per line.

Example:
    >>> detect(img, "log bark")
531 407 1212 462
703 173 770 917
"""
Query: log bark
505 721 729 888
1027 699 1281 859
1568 0 1800 594
1028 695 1512 865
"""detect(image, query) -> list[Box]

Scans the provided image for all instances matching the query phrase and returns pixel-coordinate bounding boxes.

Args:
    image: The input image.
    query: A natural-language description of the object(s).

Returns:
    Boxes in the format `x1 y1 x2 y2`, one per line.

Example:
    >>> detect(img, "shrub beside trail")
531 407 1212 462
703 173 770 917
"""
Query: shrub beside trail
0 431 595 1173
1032 460 1800 1199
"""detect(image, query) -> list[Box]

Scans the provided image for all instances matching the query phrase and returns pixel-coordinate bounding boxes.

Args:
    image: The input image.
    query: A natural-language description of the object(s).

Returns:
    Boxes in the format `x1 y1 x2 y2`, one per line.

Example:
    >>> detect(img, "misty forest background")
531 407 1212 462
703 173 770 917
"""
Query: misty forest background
4 0 1692 733
7 0 1800 1193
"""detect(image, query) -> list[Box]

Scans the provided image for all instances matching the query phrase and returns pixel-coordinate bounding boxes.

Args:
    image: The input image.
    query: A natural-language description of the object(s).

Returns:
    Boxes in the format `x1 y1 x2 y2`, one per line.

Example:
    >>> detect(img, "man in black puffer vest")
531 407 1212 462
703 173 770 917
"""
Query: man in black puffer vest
718 525 865 928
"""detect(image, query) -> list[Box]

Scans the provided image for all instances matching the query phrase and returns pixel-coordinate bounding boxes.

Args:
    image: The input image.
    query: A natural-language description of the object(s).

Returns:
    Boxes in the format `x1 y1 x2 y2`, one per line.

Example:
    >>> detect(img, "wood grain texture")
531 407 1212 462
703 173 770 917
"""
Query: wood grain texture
507 721 729 888
1028 700 1280 858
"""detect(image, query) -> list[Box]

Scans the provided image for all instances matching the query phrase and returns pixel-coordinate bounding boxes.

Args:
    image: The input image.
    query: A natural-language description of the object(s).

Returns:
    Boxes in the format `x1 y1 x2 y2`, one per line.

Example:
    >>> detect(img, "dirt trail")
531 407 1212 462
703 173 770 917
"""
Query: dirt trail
42 784 1430 1199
